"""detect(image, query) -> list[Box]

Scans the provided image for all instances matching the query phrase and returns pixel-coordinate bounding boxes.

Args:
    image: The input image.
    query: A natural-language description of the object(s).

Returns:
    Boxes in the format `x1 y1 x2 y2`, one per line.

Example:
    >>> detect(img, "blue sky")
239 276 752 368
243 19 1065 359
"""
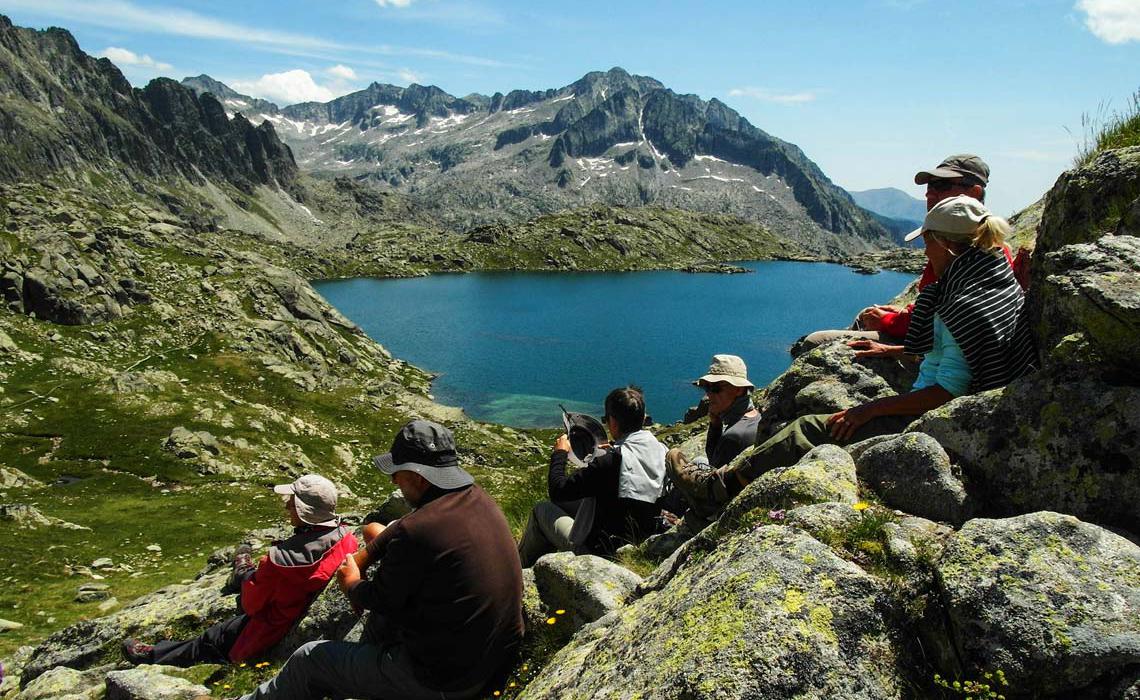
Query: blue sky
2 0 1139 215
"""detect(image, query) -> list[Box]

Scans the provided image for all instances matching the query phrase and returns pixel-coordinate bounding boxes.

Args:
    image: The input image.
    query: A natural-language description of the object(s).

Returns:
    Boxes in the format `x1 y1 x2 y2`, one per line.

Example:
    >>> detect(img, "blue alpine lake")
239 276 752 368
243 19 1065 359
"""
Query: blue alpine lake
313 261 915 428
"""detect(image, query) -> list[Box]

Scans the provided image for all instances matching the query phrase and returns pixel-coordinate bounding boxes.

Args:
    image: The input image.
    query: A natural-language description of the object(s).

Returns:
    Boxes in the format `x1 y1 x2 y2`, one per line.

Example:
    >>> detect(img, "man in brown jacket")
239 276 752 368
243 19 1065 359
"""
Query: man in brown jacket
228 420 524 700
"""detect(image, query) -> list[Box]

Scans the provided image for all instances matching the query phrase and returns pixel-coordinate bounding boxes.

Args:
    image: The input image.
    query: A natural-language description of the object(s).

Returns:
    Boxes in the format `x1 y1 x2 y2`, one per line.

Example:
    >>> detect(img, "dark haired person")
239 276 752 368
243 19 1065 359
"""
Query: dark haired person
798 154 996 354
229 420 524 700
122 474 358 668
673 196 1036 517
663 355 760 524
518 386 667 566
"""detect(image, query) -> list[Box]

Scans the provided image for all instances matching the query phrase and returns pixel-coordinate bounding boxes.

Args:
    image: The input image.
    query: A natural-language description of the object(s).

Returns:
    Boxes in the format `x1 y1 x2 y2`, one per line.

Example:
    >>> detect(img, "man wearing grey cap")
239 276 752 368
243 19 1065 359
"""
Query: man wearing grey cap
232 419 523 700
797 154 991 354
122 474 358 668
663 355 760 525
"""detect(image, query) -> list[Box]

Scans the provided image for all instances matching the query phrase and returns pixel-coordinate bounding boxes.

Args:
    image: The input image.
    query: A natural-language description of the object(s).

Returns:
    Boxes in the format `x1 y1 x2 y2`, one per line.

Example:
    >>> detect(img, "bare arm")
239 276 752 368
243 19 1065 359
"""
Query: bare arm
826 386 954 441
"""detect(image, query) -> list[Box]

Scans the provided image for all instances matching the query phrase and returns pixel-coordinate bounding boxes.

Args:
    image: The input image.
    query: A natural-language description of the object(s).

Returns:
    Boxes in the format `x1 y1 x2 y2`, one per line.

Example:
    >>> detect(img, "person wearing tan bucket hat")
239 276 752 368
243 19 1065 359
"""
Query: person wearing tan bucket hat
661 354 761 529
122 474 358 669
672 197 1036 520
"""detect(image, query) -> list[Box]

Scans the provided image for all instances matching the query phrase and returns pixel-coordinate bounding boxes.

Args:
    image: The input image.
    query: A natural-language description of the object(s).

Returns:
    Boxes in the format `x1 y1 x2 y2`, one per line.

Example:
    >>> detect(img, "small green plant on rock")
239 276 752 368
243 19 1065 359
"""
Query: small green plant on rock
816 502 897 573
933 668 1010 699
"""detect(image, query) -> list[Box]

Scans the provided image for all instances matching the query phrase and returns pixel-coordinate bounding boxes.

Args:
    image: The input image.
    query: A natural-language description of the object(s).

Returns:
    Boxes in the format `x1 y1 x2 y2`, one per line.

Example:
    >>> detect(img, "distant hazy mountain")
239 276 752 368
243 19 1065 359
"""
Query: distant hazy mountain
183 68 894 255
848 188 925 226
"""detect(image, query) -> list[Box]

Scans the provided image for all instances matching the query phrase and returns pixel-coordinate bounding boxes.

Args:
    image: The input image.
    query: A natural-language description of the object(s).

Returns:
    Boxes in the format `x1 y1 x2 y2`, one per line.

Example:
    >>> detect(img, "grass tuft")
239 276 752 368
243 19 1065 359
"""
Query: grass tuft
1073 87 1140 166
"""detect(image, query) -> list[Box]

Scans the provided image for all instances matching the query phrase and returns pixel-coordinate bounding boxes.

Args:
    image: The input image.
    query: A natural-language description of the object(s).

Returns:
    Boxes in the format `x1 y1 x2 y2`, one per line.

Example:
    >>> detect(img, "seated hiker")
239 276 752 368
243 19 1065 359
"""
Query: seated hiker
672 195 1037 521
661 354 759 523
797 154 993 353
122 474 358 667
518 385 667 567
227 419 524 700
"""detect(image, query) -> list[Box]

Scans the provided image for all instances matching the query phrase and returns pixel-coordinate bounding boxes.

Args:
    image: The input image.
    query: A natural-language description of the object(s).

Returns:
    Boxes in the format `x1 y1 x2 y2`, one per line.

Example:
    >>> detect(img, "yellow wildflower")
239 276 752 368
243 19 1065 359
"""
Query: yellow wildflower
546 617 557 625
852 502 870 511
555 609 566 615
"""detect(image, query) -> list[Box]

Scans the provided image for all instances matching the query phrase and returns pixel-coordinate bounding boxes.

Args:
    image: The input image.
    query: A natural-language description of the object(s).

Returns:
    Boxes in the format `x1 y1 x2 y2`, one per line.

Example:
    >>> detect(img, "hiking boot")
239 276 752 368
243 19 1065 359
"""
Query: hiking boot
121 638 154 664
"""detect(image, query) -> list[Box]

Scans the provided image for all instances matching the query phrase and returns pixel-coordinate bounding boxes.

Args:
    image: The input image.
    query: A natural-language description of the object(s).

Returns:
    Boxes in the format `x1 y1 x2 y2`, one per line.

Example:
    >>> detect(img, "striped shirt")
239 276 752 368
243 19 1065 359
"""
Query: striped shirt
904 247 1037 393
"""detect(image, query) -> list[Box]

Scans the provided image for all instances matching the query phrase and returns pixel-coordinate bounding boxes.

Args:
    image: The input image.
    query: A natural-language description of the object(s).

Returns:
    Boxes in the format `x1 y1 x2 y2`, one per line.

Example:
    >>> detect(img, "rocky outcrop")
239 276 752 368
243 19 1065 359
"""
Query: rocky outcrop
531 553 642 632
1029 146 1140 377
936 512 1140 696
855 432 973 526
104 665 211 699
719 444 858 527
910 371 1139 532
523 526 910 699
756 341 918 443
0 17 299 195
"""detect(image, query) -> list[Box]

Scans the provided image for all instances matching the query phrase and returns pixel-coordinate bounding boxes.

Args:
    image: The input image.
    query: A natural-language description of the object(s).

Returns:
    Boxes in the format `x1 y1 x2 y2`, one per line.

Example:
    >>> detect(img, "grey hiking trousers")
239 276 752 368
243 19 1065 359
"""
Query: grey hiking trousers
237 639 483 700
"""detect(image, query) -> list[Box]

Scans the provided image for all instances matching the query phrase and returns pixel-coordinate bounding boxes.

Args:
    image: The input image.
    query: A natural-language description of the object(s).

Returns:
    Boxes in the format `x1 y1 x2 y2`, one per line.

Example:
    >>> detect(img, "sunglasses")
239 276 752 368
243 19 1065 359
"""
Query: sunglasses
702 383 730 394
927 180 968 193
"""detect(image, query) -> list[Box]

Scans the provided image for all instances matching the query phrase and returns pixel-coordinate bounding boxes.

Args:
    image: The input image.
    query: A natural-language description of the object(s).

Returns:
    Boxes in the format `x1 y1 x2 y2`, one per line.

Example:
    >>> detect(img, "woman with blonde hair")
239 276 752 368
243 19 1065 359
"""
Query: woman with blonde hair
670 195 1037 516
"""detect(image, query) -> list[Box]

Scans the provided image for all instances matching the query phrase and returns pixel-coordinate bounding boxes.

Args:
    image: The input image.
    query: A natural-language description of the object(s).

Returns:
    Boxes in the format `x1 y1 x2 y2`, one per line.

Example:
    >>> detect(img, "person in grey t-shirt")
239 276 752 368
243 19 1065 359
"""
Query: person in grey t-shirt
663 354 759 526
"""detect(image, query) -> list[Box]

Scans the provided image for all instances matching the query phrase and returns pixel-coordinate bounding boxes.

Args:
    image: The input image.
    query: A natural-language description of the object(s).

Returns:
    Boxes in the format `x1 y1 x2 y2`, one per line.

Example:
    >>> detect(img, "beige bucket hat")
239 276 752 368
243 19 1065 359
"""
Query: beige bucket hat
693 354 753 389
904 195 992 243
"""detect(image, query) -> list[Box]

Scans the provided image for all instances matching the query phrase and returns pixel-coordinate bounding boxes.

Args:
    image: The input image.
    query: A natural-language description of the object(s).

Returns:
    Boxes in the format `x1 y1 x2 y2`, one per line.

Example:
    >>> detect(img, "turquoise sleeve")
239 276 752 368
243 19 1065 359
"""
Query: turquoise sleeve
911 317 972 396
931 320 972 396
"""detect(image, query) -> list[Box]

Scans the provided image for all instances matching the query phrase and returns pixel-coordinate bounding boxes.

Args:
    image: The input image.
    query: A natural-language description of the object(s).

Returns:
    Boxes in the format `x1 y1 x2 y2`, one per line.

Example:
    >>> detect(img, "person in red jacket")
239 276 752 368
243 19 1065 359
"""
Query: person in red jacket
121 474 358 667
796 154 993 353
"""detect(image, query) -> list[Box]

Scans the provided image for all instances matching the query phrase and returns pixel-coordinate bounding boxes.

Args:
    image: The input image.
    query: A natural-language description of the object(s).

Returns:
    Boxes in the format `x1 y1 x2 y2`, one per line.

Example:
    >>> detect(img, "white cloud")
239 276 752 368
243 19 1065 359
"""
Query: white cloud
233 70 338 105
327 64 358 80
375 0 415 6
728 87 818 105
1078 0 1140 43
1 0 512 67
98 46 172 71
398 68 422 84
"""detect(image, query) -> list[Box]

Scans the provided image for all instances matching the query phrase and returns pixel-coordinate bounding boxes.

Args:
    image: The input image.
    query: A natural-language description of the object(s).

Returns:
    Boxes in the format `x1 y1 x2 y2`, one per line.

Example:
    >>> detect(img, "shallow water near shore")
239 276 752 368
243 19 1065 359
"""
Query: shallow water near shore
314 261 915 427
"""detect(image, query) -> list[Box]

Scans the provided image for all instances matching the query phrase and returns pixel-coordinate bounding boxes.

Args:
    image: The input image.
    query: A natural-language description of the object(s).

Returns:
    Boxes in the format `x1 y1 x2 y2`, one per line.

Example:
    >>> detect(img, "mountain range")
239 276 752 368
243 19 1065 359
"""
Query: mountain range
848 187 925 223
181 69 894 255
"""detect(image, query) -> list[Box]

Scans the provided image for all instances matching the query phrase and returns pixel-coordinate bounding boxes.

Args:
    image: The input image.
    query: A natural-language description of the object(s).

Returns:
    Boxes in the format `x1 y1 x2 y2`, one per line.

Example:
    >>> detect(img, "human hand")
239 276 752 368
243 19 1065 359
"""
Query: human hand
554 434 571 453
826 404 876 442
847 339 902 359
856 306 892 331
336 553 361 592
660 510 679 527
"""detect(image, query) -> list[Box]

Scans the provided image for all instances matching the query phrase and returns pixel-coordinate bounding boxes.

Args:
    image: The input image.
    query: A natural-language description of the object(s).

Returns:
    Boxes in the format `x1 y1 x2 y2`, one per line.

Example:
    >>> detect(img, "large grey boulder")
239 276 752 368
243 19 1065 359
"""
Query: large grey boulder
855 432 972 525
20 570 234 685
753 341 917 443
0 329 18 354
1033 145 1140 254
0 468 43 489
936 511 1140 696
522 526 908 699
14 665 104 699
1028 145 1140 376
1035 235 1140 376
910 372 1140 532
104 665 210 700
163 427 221 460
719 444 858 527
532 553 641 631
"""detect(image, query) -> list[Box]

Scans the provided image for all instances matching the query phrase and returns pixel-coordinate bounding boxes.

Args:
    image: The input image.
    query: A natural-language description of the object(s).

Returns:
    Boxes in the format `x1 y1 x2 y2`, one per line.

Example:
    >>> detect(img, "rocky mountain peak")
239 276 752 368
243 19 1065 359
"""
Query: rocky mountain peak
0 16 299 197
